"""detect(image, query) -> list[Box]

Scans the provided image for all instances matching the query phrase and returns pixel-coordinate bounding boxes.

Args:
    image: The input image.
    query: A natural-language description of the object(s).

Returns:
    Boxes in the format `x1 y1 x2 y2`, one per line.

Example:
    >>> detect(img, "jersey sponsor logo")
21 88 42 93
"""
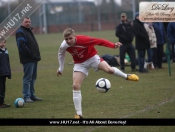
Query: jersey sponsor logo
73 45 86 48
71 49 85 58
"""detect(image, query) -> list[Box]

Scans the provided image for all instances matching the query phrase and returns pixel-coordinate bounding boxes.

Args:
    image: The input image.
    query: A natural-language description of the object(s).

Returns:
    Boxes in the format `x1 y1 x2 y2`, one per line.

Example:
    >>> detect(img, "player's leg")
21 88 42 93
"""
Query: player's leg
98 61 126 77
98 61 139 81
73 71 86 119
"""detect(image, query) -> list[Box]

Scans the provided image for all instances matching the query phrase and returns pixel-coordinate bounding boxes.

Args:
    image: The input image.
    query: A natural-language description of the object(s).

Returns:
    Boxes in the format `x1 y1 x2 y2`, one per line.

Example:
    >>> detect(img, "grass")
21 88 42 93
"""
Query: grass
0 30 175 132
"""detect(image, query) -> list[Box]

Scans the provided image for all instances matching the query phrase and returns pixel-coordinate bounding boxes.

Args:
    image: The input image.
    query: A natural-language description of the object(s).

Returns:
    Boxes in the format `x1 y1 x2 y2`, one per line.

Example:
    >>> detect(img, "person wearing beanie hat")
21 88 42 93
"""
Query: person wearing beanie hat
132 12 150 73
115 12 137 72
135 12 139 19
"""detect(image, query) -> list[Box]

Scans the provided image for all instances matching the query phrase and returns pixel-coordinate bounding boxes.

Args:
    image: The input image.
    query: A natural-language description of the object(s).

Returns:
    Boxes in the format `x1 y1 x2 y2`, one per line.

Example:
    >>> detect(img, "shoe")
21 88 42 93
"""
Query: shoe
120 68 125 72
144 62 148 69
74 114 83 119
126 74 139 81
31 97 42 101
0 104 6 108
139 69 149 73
4 104 10 107
131 69 138 72
148 62 154 70
25 98 34 103
0 104 10 108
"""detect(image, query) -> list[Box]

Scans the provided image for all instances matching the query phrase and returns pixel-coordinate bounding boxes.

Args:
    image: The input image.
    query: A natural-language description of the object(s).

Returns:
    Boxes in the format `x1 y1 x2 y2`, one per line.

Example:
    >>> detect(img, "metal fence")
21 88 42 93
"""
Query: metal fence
1 0 168 34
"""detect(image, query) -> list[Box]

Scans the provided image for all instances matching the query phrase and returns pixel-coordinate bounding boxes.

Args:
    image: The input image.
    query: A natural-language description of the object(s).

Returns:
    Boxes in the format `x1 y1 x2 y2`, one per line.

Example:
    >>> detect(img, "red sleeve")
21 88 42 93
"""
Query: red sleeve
76 35 115 48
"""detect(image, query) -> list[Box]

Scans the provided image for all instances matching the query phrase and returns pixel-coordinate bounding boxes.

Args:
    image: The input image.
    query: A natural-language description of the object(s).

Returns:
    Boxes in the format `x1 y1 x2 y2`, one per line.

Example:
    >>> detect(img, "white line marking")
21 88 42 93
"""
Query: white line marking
84 96 175 132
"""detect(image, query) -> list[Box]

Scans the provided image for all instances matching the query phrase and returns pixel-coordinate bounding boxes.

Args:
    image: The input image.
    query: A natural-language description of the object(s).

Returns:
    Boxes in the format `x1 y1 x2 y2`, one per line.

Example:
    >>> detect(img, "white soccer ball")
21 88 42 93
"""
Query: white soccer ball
95 78 111 93
14 98 25 108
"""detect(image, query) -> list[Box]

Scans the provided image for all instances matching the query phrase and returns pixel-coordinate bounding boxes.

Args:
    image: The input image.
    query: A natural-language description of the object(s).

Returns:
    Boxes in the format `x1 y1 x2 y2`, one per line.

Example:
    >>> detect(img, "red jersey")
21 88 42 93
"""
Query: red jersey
58 35 115 72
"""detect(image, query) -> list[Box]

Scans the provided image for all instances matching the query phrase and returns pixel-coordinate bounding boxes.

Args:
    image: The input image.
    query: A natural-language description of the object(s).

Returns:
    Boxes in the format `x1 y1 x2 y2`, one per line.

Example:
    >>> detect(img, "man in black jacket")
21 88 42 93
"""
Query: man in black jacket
132 12 150 73
15 16 42 103
116 13 137 72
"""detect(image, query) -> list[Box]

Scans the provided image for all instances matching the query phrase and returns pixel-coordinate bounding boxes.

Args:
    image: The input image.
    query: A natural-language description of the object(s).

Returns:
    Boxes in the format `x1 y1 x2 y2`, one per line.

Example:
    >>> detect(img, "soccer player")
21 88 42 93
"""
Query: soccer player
57 28 139 119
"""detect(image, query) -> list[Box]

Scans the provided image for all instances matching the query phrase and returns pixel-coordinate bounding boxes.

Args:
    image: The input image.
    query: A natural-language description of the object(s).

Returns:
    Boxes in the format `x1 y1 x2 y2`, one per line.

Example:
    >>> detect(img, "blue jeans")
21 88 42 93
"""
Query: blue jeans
22 62 37 100
138 49 146 70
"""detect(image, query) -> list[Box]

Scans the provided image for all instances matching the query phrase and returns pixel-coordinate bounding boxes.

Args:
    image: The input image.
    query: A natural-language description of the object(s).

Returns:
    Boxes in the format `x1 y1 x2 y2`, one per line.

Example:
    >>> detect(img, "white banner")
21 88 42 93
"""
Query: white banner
139 2 175 22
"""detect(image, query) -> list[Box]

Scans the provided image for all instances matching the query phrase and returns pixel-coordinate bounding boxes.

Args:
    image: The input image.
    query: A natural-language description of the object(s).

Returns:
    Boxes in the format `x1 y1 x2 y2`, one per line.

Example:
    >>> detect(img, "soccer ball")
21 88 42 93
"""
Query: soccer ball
95 78 111 93
14 98 25 108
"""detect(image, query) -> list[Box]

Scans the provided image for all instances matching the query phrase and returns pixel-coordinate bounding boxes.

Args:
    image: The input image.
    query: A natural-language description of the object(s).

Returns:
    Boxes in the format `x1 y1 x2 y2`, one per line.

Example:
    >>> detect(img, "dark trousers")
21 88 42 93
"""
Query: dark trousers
156 45 164 68
152 48 157 67
0 76 6 104
119 44 136 70
147 48 153 62
138 49 146 70
171 43 175 62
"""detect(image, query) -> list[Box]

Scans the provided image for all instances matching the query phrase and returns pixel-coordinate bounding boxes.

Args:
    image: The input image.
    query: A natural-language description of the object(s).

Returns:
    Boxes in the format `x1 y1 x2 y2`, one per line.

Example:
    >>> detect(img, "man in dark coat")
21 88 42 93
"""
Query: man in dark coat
15 16 42 103
132 12 150 73
116 13 137 72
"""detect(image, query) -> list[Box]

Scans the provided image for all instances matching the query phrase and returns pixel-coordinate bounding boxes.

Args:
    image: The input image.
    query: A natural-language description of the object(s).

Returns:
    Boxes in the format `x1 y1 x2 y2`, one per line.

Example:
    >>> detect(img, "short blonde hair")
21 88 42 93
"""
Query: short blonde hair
63 28 75 37
21 16 30 22
0 35 6 43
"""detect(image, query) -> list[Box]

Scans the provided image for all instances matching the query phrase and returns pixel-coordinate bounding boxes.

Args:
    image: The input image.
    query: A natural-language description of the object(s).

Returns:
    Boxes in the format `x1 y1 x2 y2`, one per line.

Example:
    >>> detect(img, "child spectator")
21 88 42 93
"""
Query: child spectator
0 36 11 108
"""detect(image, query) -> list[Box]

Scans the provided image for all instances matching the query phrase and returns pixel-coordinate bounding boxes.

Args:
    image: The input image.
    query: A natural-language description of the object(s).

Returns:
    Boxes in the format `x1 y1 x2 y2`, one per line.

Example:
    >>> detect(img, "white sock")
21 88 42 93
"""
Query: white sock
112 67 127 79
73 90 82 116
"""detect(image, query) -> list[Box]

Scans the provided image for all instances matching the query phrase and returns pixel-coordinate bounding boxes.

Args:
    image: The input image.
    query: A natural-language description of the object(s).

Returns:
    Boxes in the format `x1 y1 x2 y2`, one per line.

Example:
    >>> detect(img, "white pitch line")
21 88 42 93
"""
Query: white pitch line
121 96 174 118
84 96 175 132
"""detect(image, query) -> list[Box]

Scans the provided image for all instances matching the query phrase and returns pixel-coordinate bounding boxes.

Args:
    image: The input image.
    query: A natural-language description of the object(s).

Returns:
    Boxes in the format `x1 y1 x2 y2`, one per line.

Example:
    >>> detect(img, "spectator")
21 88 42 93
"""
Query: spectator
167 22 175 62
0 36 11 108
115 13 137 72
15 16 42 103
132 12 150 73
153 22 165 68
144 22 157 70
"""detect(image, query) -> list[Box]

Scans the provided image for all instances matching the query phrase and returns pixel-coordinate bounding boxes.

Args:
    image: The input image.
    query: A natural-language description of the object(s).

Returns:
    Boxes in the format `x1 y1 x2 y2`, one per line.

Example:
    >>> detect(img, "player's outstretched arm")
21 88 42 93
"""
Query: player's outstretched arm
114 42 122 48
